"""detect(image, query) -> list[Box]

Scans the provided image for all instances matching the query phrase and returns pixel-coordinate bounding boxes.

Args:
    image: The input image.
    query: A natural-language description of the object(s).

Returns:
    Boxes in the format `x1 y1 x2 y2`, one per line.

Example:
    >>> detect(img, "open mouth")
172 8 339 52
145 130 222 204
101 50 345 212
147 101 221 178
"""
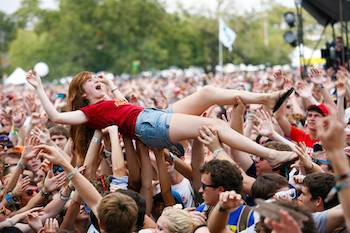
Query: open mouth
95 84 102 90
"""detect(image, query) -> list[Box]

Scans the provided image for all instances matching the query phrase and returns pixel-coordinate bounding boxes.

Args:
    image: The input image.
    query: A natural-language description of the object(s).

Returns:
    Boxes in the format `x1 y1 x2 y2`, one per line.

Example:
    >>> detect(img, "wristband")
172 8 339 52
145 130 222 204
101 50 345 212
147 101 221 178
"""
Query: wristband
59 190 70 201
5 193 15 205
335 172 350 182
67 167 79 181
213 148 224 157
40 189 50 200
325 178 350 202
103 149 112 158
111 87 118 92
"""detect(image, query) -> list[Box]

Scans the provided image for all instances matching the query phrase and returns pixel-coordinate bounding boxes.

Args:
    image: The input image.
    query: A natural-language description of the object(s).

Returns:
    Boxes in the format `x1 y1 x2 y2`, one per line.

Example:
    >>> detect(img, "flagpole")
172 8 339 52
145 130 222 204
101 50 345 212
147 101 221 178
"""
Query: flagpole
219 40 223 71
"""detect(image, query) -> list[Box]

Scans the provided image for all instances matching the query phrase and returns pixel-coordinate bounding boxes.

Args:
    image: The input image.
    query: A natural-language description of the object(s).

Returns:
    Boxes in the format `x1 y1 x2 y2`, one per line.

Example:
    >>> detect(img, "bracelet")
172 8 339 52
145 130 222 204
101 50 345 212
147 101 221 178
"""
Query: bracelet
5 193 15 205
111 87 118 92
335 172 350 182
40 189 50 199
213 148 224 157
59 190 70 201
103 149 112 158
325 178 350 202
92 136 101 144
17 160 25 170
67 167 79 181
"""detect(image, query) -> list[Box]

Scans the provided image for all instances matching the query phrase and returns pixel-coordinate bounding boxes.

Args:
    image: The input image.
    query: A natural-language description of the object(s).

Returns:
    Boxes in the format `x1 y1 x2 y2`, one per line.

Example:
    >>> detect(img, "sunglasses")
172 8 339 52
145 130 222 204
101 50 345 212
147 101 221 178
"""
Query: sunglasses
201 182 218 190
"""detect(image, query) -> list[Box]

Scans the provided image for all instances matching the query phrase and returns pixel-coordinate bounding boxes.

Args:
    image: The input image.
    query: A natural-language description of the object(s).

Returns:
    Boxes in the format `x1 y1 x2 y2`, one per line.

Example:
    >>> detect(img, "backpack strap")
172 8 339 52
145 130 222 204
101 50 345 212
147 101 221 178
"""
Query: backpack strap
238 205 253 232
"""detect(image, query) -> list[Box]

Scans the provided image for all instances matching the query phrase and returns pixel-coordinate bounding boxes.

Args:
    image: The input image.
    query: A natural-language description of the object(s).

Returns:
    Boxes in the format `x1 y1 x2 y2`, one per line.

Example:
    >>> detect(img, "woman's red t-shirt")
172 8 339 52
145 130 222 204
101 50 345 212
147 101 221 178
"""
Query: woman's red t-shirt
80 100 144 137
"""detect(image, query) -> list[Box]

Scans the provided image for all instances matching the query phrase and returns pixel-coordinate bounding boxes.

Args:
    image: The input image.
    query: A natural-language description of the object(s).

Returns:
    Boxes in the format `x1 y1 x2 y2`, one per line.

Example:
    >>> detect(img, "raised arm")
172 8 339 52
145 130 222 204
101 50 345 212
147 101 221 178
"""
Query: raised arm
154 149 176 207
229 98 254 171
26 70 87 125
108 126 127 177
317 106 350 232
275 104 292 138
207 191 242 233
255 109 296 150
35 145 102 217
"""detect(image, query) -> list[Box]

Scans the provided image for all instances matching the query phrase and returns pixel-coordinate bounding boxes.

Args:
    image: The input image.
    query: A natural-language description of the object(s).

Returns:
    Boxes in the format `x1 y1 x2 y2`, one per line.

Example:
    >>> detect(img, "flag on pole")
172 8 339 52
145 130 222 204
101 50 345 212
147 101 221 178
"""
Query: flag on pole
219 19 236 52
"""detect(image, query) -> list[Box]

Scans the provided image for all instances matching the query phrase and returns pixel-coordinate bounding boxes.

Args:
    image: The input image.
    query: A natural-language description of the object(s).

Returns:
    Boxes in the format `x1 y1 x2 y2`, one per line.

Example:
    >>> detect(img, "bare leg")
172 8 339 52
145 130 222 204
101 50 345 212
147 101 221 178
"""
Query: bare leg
171 85 284 115
168 113 296 167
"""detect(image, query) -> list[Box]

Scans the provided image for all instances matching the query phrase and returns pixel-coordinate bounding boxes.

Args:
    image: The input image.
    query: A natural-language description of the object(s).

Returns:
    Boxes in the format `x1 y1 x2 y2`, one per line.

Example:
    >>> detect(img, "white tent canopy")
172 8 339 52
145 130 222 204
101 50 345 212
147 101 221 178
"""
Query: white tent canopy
4 67 27 85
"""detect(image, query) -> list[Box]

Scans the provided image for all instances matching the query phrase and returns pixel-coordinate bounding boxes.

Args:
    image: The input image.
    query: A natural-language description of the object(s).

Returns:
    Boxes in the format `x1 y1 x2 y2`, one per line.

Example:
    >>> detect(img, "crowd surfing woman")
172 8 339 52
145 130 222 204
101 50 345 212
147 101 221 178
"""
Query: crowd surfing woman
26 70 296 166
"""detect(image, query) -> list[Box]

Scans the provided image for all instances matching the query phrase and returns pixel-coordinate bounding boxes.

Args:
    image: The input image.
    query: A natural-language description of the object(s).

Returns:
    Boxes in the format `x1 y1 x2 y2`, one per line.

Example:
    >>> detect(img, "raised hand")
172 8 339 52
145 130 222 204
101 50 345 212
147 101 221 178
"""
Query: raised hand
43 218 59 233
231 97 245 116
44 170 67 193
273 70 285 88
27 211 44 232
31 127 51 145
26 70 42 89
21 146 40 163
12 175 30 198
35 145 67 166
197 125 222 152
295 80 312 98
264 210 302 233
254 109 274 138
97 72 114 87
218 190 243 210
309 67 327 85
316 105 345 151
25 134 41 146
292 142 313 171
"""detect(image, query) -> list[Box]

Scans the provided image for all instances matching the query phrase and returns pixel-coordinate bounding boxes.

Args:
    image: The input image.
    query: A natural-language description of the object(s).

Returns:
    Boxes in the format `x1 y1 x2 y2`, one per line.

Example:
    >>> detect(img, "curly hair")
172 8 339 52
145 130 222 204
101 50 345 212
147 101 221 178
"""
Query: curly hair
200 159 243 193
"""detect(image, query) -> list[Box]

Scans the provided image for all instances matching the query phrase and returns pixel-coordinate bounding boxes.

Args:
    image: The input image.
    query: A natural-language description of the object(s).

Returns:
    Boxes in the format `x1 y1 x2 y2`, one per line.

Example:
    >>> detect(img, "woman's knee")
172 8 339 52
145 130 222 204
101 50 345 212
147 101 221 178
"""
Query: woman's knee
198 85 217 96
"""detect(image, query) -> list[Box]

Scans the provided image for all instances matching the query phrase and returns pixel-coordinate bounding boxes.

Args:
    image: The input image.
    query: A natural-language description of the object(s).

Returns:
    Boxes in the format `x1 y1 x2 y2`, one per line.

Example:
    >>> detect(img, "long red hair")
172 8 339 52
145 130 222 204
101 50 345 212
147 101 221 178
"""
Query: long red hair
67 71 95 166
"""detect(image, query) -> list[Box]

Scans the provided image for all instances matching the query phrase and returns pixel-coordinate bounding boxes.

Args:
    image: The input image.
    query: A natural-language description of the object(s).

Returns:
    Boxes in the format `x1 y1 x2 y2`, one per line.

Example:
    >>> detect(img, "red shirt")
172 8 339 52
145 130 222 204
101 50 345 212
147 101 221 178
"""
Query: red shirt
80 100 144 137
290 126 319 154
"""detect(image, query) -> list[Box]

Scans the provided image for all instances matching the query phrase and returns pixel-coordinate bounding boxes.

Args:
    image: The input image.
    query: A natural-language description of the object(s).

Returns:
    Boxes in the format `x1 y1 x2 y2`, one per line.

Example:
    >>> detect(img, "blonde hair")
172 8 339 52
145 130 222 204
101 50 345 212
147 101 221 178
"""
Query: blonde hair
161 207 197 233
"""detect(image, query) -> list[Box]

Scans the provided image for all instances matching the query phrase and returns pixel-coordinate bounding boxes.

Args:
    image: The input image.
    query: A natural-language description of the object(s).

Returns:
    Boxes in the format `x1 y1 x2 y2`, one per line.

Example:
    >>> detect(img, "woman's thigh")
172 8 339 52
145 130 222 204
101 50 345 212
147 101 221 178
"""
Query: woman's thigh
168 113 220 143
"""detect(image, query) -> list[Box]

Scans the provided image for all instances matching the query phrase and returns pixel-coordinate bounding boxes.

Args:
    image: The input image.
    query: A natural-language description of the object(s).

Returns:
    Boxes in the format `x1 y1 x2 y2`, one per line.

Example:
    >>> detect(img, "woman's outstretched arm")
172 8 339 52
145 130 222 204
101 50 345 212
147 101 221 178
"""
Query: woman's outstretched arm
26 70 87 125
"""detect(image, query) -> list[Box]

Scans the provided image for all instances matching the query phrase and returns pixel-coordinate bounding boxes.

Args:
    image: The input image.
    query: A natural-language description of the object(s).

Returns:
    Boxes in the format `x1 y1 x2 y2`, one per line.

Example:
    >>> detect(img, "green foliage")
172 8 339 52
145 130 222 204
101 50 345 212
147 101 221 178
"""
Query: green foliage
4 0 314 79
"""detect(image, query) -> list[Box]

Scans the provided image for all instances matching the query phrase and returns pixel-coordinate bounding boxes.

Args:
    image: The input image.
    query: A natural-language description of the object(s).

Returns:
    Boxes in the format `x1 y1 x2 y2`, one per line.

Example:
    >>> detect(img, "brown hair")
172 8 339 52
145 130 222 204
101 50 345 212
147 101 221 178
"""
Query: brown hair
97 192 138 233
251 173 289 200
49 125 69 139
67 71 95 166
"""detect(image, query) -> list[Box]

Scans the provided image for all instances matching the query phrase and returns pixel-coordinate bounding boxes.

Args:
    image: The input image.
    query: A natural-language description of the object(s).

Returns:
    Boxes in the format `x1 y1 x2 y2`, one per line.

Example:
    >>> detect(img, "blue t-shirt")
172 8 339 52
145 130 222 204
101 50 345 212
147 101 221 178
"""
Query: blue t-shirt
196 203 255 232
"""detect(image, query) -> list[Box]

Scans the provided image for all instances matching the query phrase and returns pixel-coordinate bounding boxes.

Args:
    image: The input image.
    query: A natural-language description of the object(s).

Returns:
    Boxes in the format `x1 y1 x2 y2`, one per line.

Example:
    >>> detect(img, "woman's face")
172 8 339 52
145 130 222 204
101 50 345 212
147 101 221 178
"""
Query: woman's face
156 215 170 233
82 76 106 102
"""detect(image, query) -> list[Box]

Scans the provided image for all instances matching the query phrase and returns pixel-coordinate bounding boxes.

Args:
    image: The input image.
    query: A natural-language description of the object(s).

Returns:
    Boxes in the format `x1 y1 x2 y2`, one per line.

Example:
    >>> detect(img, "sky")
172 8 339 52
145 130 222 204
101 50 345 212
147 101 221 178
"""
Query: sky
0 0 295 15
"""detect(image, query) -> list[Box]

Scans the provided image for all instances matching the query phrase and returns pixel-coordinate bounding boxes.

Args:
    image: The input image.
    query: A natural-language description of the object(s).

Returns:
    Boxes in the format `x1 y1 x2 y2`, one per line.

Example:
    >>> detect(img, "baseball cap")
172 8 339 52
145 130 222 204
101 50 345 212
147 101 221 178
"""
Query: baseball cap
307 103 329 116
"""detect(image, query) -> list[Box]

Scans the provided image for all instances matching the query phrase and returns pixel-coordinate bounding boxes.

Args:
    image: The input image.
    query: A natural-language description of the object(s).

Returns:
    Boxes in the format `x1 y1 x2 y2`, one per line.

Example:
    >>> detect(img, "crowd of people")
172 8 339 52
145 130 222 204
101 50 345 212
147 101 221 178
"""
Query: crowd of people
0 64 349 233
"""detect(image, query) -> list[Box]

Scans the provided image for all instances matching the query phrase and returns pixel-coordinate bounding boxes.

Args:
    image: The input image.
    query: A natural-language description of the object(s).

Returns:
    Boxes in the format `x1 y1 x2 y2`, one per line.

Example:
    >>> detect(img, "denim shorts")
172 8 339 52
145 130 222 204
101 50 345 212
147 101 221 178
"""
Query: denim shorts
135 108 173 148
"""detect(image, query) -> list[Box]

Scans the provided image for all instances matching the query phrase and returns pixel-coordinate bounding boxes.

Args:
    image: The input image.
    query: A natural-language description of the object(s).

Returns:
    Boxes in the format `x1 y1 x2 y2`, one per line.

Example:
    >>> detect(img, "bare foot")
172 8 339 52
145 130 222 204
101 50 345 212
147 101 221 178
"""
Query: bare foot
266 150 298 168
266 90 285 109
266 89 293 112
